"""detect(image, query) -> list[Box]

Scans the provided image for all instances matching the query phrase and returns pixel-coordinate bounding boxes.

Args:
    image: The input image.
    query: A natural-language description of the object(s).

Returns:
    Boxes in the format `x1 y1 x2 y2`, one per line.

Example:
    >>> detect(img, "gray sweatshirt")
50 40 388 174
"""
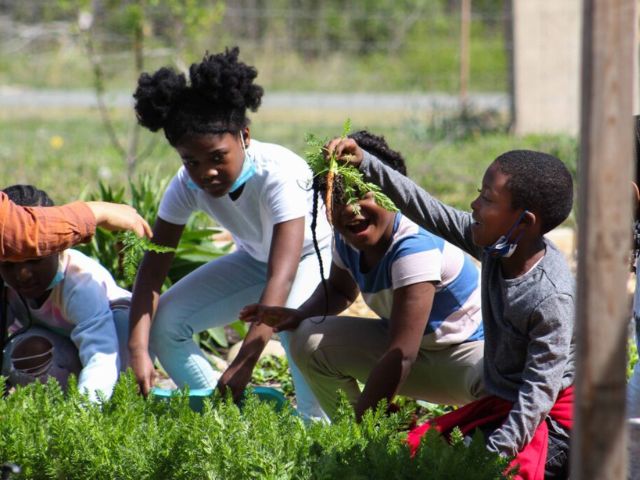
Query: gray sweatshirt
360 151 575 456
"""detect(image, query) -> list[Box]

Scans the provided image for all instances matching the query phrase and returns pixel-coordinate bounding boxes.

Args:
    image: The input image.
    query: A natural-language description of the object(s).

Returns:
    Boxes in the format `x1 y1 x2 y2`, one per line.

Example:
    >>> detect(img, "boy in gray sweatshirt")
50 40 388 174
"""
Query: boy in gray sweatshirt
326 139 575 479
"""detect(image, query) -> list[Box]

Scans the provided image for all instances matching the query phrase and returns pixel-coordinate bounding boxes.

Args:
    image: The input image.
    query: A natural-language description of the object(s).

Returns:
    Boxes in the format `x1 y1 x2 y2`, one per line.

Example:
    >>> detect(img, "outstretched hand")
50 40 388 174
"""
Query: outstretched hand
239 304 304 332
86 201 153 238
324 137 364 167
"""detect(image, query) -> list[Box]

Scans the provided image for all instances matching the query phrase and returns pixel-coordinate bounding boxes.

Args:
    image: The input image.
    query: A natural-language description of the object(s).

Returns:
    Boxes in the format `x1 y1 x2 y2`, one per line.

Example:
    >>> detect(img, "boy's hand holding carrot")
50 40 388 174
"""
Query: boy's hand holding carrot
324 137 364 166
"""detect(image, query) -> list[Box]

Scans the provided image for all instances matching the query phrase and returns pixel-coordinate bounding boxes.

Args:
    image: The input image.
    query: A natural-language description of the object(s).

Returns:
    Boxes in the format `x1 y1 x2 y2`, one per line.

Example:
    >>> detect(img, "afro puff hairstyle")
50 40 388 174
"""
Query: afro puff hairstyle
494 150 574 234
133 47 264 146
3 184 54 207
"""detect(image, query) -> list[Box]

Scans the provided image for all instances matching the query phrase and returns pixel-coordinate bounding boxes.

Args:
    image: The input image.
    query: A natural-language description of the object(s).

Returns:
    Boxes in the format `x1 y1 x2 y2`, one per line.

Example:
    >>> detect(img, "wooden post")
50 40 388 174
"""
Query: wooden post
459 0 471 106
572 1 637 478
503 0 515 131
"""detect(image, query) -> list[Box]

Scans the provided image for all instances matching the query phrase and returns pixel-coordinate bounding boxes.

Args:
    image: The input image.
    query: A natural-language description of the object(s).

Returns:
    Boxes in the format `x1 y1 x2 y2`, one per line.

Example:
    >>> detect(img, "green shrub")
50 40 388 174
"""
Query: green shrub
0 374 512 479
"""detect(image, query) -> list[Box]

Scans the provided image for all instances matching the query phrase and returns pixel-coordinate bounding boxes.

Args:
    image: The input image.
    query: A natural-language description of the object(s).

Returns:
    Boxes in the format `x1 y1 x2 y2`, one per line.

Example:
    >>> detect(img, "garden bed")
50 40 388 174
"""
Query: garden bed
0 374 512 480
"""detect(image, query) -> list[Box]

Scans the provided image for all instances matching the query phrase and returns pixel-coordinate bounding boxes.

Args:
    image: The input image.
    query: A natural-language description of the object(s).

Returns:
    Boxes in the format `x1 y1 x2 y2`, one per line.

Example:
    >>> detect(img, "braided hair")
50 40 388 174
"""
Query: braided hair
309 130 407 319
133 47 264 145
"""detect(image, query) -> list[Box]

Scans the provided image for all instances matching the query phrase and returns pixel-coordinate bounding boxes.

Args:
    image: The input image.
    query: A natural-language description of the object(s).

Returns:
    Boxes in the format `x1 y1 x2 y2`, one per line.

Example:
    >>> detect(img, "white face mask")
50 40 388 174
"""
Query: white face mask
483 210 528 258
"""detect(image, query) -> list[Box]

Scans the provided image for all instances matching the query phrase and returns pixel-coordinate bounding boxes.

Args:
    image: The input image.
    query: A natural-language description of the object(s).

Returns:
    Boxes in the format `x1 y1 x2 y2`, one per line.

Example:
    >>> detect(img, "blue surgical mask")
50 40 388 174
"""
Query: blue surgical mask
229 151 256 193
186 177 200 191
483 210 528 258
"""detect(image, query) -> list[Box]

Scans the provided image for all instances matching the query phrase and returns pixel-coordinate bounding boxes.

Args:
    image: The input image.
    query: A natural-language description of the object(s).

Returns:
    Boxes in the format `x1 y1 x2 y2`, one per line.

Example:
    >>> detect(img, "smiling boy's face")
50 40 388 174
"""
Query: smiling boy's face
0 255 59 299
332 192 395 251
470 162 526 247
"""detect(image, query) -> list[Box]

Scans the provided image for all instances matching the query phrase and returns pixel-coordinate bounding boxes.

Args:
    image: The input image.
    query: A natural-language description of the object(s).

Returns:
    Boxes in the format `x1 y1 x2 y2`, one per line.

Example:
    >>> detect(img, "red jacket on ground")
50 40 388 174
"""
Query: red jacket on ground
407 386 573 480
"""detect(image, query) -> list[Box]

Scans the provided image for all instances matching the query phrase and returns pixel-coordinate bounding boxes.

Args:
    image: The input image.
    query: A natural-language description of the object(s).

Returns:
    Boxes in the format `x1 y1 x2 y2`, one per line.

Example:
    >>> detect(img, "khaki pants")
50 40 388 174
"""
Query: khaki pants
290 315 485 419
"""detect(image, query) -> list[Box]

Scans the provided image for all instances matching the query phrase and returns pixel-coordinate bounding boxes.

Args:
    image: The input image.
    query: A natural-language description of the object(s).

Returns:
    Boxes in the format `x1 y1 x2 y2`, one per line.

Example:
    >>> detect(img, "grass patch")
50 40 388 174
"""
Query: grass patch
0 109 577 218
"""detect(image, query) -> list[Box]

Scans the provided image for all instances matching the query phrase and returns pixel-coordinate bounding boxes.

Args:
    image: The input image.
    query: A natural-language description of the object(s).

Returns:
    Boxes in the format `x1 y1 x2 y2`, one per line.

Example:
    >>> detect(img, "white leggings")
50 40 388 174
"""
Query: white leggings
149 248 331 421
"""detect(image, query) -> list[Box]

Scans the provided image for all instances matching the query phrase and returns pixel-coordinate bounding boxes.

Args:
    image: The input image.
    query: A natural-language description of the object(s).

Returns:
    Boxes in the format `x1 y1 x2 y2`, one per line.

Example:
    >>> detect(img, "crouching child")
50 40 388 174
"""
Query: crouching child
326 139 575 480
0 185 132 402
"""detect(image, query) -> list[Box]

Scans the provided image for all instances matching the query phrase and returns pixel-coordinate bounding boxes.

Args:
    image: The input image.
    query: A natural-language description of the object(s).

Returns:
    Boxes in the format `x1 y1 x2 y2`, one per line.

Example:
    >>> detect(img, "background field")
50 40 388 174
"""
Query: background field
0 106 577 217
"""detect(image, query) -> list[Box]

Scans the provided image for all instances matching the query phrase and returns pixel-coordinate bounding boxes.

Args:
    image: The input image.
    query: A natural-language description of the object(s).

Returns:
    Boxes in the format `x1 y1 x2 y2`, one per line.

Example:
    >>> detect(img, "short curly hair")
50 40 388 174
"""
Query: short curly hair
3 184 54 207
494 150 574 234
133 47 263 145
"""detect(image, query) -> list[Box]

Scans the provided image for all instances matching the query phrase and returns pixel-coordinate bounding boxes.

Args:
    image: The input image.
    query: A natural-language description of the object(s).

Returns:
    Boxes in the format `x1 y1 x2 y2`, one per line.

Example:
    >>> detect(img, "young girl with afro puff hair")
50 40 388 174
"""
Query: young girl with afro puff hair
128 47 332 420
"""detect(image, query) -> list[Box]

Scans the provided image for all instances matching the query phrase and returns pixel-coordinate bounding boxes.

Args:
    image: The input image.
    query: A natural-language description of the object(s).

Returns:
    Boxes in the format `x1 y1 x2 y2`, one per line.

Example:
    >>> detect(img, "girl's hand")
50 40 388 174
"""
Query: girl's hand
216 363 254 403
324 137 364 167
239 304 304 331
129 348 157 397
86 201 153 238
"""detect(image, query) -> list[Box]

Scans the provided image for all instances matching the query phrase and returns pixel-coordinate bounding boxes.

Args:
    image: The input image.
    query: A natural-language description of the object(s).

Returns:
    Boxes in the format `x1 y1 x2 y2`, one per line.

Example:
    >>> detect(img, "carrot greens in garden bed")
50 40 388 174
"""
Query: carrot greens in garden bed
0 374 513 480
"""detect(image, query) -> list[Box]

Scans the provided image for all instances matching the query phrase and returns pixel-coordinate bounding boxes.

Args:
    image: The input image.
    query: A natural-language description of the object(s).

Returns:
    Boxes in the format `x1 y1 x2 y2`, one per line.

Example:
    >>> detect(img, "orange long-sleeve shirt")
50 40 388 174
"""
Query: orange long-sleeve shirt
0 191 96 261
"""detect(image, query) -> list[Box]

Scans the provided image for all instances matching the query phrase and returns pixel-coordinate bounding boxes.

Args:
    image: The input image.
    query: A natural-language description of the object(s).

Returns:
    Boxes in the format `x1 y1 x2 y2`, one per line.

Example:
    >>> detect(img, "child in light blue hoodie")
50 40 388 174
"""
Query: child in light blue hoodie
0 184 131 401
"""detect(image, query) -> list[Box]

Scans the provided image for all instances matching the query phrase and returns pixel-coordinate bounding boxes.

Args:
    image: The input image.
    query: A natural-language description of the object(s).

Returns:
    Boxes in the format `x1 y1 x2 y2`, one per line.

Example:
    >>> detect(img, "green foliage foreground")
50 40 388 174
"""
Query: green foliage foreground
0 374 512 480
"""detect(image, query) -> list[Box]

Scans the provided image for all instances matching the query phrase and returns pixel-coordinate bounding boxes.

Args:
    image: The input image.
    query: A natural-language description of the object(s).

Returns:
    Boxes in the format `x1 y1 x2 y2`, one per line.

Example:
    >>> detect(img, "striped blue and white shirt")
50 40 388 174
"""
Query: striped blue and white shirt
333 213 483 348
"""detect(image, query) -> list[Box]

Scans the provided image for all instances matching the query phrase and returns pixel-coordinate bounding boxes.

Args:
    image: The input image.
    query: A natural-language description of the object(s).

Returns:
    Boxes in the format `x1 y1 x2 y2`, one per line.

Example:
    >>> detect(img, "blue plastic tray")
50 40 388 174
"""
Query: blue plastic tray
150 385 288 413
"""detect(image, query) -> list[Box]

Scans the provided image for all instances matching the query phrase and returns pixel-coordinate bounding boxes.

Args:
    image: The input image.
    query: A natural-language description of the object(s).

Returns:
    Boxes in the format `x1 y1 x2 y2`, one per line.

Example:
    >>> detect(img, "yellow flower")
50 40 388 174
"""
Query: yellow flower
50 135 64 150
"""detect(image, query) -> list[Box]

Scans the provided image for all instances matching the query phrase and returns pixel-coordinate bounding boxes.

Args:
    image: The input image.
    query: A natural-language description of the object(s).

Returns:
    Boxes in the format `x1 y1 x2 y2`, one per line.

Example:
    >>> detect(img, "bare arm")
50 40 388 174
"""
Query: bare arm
85 201 152 238
128 217 184 395
0 191 151 262
354 281 435 421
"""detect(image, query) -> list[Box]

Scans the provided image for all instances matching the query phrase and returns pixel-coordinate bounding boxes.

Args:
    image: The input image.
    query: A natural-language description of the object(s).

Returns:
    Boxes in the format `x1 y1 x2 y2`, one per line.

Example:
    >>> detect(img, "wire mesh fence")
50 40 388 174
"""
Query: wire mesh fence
0 0 510 95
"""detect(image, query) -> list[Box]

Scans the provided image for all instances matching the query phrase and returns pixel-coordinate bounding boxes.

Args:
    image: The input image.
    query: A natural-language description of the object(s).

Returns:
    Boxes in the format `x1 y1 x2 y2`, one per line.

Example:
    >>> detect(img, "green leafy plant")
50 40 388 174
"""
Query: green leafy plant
117 231 177 285
251 354 294 397
0 374 513 480
629 336 638 379
304 120 398 222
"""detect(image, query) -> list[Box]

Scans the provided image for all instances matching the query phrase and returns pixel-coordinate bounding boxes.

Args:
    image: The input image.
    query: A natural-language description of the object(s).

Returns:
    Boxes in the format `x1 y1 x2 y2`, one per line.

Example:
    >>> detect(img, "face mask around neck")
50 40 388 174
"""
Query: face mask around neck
483 210 529 258
229 147 256 193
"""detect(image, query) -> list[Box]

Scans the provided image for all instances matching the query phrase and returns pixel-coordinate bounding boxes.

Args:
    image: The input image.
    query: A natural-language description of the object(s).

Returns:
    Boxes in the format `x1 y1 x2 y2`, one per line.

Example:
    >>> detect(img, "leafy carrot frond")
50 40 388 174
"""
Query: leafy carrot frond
303 120 398 223
118 231 176 284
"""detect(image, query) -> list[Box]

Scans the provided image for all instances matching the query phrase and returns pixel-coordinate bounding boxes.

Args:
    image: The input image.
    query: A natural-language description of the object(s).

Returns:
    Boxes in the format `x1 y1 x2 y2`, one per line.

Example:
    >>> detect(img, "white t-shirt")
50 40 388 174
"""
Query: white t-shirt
158 139 332 262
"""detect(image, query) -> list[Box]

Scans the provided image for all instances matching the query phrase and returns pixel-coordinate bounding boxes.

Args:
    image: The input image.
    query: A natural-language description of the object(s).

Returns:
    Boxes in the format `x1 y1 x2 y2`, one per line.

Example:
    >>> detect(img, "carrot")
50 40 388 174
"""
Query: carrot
325 168 335 225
